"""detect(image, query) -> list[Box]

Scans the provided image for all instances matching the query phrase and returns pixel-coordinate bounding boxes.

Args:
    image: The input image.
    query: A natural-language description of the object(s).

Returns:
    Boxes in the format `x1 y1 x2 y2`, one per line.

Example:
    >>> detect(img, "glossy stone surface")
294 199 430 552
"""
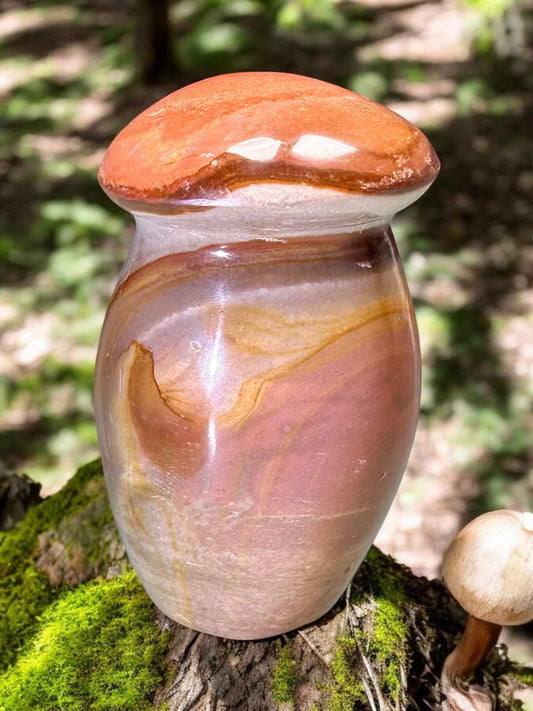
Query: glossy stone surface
94 73 439 639
98 72 439 210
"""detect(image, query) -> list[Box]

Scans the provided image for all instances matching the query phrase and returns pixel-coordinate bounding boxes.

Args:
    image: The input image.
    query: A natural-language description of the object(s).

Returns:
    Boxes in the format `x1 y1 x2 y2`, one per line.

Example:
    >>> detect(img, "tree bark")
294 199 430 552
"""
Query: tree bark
0 460 527 710
135 0 174 83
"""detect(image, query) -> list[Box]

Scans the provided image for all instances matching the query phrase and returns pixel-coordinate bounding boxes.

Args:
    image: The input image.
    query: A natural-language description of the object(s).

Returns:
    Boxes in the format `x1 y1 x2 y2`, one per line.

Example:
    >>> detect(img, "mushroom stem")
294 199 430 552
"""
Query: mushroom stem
443 615 502 684
440 510 533 710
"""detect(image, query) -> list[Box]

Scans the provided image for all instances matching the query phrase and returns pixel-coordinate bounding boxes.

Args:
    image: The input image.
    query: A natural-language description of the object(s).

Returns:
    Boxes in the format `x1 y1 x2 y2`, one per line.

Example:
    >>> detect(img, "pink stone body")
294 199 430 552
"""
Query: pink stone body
94 219 420 638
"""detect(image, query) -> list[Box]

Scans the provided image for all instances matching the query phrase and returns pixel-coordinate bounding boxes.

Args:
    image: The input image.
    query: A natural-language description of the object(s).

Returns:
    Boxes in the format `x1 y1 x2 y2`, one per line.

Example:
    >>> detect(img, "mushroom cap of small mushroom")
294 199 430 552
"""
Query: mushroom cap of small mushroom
442 510 533 626
98 72 439 213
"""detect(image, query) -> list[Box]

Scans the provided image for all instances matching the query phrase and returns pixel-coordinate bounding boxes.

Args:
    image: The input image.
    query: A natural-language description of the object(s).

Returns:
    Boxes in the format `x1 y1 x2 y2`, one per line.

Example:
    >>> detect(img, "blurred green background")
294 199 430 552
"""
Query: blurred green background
1 0 531 525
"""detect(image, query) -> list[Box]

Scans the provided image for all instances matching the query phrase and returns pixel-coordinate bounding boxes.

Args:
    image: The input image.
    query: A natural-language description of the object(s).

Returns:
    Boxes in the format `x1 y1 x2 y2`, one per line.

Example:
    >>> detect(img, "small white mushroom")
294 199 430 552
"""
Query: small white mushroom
440 510 533 710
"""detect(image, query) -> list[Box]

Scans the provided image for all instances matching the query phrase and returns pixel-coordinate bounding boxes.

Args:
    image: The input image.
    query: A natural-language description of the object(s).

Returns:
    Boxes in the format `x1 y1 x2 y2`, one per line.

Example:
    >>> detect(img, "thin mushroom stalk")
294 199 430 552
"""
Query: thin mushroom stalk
440 510 533 711
442 615 502 684
441 616 501 711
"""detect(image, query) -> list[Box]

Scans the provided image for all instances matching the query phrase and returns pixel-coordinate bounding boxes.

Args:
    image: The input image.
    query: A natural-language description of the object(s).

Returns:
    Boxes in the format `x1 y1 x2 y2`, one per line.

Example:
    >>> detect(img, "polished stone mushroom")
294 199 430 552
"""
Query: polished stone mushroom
98 71 439 211
95 72 440 639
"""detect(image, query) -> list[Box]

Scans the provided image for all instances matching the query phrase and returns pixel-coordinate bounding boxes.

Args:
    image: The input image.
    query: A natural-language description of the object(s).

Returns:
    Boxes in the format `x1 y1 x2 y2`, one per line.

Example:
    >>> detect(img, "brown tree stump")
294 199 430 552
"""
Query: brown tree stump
0 460 527 710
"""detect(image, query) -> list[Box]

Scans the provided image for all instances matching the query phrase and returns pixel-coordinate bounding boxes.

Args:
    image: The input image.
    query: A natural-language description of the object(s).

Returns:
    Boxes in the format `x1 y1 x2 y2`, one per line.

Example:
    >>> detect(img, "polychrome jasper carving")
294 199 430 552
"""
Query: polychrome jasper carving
95 72 439 639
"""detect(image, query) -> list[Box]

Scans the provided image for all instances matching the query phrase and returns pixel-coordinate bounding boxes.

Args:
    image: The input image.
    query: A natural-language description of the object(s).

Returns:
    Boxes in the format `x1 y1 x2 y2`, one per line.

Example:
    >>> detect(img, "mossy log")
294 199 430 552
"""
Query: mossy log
0 460 528 711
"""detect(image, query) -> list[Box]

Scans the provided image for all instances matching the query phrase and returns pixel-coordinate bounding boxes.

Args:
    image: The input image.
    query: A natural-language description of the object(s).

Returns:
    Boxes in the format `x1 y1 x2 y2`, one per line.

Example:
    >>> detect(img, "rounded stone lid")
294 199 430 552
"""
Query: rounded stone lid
98 72 440 211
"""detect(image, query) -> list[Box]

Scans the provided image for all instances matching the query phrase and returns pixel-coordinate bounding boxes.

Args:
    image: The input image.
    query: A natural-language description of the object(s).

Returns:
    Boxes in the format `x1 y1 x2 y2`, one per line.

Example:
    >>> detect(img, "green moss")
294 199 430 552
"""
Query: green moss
326 548 412 710
0 459 170 709
515 668 533 686
363 546 409 606
358 548 411 705
328 636 365 711
30 458 105 530
2 565 55 667
48 472 120 573
369 595 410 702
0 570 169 711
0 459 107 670
271 640 298 705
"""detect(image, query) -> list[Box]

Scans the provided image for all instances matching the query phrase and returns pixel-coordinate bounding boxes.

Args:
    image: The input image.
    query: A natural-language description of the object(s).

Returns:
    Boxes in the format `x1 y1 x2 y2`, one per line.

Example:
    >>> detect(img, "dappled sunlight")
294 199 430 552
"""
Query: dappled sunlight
0 0 531 572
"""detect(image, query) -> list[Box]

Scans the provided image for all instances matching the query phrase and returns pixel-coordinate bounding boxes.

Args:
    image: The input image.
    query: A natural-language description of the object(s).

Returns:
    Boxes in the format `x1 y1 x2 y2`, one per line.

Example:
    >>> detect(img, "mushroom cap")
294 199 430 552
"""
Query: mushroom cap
442 510 533 626
98 72 439 212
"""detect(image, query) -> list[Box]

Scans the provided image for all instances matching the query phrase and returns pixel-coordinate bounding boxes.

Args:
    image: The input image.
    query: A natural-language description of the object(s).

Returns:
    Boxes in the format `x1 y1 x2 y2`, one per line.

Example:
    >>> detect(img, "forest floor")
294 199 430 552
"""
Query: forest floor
1 0 532 705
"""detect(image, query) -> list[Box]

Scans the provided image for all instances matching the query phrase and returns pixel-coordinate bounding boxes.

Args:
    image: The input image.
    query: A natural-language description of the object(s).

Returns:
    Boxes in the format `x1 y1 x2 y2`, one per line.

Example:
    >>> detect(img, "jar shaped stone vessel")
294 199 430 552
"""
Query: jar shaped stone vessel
95 72 439 639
